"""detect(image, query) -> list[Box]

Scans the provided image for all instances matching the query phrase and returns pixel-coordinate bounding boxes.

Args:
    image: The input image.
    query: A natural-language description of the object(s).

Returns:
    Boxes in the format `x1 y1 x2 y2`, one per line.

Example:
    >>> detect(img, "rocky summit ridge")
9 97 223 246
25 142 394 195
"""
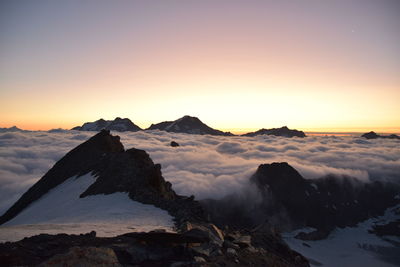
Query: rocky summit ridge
242 126 306 138
361 131 400 140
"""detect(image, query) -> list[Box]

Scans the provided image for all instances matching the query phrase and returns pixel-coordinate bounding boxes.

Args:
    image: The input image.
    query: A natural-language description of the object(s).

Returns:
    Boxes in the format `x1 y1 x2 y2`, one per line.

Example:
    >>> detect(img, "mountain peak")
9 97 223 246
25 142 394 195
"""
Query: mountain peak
147 116 233 136
361 131 400 139
72 118 142 132
242 126 306 138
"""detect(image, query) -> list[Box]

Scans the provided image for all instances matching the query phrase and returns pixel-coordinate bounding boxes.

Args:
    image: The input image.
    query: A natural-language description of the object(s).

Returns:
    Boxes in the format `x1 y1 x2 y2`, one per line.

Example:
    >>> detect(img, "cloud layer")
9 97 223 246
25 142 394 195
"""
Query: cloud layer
0 130 399 215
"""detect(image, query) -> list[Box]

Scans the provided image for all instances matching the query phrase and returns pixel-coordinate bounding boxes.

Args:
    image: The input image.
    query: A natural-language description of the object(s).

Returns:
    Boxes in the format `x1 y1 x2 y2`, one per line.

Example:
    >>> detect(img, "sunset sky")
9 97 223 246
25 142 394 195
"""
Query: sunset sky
0 0 399 133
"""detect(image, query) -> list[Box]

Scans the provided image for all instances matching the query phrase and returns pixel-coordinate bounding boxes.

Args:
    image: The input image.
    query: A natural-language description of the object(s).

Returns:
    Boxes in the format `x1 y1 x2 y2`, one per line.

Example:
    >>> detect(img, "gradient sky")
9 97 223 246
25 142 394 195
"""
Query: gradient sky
1 0 399 133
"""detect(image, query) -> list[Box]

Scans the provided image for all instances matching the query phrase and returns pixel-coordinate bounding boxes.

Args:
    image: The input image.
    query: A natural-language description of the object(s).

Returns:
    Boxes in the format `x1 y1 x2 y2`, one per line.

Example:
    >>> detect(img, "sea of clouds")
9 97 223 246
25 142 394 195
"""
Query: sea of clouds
0 130 399 215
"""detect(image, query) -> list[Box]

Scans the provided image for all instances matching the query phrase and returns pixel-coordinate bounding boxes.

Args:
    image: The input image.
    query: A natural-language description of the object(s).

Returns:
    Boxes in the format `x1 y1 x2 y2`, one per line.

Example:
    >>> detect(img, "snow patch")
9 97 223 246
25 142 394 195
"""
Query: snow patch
283 205 400 267
0 173 174 241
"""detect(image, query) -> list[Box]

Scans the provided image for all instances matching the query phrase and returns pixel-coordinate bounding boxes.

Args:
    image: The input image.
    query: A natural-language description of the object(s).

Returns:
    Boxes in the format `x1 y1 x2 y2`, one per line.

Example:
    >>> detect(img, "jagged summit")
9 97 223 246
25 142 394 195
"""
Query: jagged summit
242 126 306 137
0 130 205 226
72 117 142 132
147 115 234 136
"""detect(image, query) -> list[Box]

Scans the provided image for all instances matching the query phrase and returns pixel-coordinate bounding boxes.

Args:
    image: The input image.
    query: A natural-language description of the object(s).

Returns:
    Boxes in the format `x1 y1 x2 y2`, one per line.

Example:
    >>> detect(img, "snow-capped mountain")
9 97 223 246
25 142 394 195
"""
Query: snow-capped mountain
242 126 306 137
147 115 234 136
72 117 142 132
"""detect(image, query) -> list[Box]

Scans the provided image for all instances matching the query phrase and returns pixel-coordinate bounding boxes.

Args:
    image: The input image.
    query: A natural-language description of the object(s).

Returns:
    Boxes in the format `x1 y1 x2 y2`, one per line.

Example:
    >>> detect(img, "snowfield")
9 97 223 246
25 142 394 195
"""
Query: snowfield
283 205 400 267
0 173 174 242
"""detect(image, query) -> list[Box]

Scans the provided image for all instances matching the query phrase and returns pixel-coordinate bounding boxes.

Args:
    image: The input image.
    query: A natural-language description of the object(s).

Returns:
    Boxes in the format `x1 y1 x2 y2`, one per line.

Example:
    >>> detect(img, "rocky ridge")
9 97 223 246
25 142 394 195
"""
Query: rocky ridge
242 126 306 138
361 131 400 140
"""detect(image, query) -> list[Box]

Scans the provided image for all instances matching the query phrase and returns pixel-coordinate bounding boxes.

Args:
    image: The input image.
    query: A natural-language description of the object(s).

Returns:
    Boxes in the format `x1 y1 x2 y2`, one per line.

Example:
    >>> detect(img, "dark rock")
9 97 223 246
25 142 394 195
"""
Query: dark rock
223 240 240 250
361 131 400 139
147 115 234 136
362 131 380 139
369 220 400 237
226 248 237 257
242 126 306 138
170 141 180 147
182 229 211 243
250 162 400 232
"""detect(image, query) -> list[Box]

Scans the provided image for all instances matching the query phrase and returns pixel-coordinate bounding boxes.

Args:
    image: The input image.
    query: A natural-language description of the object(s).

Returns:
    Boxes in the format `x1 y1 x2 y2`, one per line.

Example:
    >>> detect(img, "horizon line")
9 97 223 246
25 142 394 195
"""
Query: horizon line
1 124 399 136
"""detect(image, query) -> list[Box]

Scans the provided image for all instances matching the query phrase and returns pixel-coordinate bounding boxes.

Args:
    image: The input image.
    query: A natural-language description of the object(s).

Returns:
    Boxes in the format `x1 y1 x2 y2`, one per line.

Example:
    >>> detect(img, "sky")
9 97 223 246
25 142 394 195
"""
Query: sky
0 0 399 133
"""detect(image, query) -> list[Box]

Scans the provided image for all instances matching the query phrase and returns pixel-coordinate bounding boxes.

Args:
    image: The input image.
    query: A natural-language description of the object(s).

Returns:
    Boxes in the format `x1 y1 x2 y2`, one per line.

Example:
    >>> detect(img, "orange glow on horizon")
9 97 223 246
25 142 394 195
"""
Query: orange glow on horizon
1 1 399 133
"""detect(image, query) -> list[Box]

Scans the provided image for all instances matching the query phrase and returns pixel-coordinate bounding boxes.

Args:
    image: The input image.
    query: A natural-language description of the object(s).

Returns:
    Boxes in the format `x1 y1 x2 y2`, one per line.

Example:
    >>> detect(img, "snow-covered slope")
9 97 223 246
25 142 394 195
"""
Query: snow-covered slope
283 205 400 267
0 173 174 242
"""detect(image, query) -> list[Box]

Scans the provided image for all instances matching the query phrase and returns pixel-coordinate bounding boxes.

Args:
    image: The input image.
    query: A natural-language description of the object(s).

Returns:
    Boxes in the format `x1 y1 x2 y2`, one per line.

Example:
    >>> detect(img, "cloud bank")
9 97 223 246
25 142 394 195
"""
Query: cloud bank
0 130 399 215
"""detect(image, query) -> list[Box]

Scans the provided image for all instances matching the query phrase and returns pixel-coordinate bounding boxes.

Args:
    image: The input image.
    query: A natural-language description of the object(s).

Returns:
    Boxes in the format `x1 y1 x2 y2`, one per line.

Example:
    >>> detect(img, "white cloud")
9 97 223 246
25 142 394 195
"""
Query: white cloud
0 130 399 215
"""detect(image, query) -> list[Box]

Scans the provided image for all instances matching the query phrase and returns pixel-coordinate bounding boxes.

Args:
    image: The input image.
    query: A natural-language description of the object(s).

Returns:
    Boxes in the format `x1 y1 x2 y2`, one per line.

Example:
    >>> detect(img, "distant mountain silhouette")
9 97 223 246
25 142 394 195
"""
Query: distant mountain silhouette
72 117 142 132
242 126 306 138
361 131 400 140
147 115 234 136
0 126 24 133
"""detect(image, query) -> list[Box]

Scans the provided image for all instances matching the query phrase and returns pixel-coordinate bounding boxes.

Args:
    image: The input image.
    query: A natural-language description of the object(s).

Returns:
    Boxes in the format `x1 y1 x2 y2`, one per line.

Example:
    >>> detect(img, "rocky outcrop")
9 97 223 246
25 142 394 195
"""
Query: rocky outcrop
0 227 309 267
170 141 180 147
147 115 234 136
202 162 400 239
252 163 400 233
242 126 306 138
0 130 205 227
72 117 142 132
361 131 400 140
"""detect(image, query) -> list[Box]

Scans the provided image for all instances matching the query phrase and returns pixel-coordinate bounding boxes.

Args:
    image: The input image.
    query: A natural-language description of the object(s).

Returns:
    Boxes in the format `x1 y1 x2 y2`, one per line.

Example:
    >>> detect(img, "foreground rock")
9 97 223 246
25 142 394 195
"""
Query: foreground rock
147 115 234 136
361 131 400 140
242 126 306 138
0 228 309 267
72 117 142 132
